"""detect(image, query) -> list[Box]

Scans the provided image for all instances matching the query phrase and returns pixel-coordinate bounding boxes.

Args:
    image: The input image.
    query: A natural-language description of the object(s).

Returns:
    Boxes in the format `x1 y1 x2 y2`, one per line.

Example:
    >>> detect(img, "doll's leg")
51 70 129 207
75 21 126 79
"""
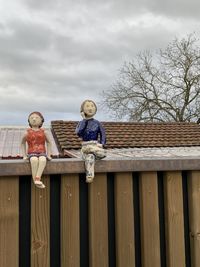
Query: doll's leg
86 144 106 160
30 156 45 188
30 156 39 181
35 156 47 180
84 154 95 183
94 146 106 160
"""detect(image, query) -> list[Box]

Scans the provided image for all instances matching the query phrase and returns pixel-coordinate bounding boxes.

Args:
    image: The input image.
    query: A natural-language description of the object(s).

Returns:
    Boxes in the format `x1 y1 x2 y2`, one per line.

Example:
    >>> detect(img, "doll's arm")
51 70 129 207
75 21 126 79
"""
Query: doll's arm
75 119 88 137
99 122 106 146
21 132 28 160
45 131 52 160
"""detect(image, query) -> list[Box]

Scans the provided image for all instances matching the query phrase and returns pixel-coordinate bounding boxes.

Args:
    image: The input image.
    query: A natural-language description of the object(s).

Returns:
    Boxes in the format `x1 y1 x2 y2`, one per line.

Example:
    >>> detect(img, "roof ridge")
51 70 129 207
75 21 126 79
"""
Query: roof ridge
50 120 198 125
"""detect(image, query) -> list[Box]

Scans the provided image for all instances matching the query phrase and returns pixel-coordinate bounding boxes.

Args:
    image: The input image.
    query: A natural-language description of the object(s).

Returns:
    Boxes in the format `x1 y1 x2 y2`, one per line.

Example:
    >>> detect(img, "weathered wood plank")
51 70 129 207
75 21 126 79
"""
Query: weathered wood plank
115 172 135 267
88 173 109 267
164 171 186 267
188 171 200 267
0 176 19 267
139 172 161 267
2 158 200 176
31 175 50 267
61 174 80 267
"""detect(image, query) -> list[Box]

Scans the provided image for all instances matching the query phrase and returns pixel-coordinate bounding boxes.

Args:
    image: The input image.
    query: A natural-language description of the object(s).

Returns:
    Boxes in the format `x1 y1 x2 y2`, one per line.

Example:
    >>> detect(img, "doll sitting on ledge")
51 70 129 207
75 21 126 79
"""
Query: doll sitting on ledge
21 111 52 189
75 100 106 183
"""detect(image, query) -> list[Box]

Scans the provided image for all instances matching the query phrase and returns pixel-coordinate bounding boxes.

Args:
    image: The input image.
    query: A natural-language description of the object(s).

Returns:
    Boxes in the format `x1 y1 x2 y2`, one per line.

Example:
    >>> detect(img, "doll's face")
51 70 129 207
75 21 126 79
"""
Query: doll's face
29 113 43 127
83 101 97 117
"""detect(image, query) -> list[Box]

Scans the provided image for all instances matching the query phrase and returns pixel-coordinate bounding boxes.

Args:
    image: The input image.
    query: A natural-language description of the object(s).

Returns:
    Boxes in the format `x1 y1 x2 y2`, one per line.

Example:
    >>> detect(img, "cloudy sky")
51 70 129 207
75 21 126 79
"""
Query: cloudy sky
0 0 200 125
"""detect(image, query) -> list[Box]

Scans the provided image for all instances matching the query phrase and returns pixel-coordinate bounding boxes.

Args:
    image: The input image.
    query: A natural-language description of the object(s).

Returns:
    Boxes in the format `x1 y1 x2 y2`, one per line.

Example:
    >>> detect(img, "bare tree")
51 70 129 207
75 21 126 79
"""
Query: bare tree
102 34 200 122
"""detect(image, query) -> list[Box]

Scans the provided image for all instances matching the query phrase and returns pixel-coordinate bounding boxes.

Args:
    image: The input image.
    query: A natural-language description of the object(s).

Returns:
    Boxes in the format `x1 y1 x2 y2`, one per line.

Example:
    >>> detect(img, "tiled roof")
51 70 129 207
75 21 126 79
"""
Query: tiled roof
51 120 200 151
0 127 60 159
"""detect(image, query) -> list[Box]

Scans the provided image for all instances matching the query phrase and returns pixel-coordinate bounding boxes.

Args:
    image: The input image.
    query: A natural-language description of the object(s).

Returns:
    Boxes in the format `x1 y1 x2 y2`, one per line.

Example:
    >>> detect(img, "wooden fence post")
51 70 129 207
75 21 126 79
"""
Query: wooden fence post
88 173 109 267
0 176 19 267
31 175 50 267
188 171 200 267
115 172 135 267
139 171 161 267
61 173 80 267
164 171 186 267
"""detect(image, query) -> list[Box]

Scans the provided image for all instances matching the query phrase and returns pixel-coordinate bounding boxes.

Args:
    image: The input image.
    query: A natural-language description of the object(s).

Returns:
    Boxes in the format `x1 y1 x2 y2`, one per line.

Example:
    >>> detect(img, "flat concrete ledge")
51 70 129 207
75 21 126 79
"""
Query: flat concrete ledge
0 157 200 176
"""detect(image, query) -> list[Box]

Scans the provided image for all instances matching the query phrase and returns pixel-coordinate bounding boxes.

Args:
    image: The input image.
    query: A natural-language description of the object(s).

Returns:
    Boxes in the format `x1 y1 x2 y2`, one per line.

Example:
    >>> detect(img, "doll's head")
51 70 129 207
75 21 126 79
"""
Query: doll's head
28 111 44 128
80 100 97 118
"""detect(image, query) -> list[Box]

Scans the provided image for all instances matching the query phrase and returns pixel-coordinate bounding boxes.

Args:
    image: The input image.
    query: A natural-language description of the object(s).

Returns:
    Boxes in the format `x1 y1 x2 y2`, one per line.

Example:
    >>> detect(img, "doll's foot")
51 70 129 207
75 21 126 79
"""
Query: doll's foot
34 177 45 188
37 183 45 189
86 176 94 183
35 180 46 188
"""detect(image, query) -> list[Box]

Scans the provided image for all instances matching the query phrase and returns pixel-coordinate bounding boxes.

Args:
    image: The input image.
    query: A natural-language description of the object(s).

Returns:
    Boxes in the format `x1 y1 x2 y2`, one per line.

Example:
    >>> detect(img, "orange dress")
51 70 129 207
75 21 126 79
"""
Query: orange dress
26 128 46 155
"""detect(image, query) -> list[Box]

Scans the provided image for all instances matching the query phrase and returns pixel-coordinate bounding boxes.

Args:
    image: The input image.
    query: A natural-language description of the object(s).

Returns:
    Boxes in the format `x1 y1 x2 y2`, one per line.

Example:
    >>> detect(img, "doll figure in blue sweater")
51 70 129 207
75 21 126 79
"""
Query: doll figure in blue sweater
75 100 106 183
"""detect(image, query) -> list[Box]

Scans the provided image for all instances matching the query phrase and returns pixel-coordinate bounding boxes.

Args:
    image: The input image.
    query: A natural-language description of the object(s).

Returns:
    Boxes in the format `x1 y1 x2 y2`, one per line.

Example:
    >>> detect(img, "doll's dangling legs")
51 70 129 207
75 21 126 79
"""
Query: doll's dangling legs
84 153 95 183
81 142 96 183
30 156 46 188
36 156 47 179
81 141 106 183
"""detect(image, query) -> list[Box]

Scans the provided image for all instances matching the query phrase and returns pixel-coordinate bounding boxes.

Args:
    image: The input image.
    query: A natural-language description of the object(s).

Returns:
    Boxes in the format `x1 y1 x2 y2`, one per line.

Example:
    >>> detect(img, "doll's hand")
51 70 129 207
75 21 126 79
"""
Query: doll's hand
80 112 86 119
23 156 28 160
47 156 52 161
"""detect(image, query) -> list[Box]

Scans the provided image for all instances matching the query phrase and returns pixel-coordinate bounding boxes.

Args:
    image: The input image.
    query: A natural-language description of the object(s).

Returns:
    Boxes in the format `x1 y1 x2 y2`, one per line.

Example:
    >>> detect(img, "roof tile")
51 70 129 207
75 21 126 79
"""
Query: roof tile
51 121 200 151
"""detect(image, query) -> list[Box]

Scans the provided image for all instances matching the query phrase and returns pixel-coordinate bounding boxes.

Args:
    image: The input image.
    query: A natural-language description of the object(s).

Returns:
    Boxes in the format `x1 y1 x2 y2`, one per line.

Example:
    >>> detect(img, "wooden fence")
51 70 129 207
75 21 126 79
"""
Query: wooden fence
0 158 200 267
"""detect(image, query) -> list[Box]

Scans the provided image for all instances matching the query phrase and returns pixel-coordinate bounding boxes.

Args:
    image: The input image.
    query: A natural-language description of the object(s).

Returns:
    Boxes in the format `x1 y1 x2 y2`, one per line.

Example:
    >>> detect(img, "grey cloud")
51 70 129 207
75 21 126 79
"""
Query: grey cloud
0 20 53 73
23 0 60 10
0 85 103 118
0 20 53 51
10 21 53 50
0 50 45 72
0 0 200 124
96 0 200 19
54 35 128 63
143 0 200 18
22 0 200 19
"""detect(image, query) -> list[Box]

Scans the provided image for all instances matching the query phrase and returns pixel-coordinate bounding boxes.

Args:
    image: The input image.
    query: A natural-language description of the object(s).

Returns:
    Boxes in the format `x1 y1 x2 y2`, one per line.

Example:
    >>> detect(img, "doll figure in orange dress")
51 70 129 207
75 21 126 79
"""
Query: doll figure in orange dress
21 111 52 189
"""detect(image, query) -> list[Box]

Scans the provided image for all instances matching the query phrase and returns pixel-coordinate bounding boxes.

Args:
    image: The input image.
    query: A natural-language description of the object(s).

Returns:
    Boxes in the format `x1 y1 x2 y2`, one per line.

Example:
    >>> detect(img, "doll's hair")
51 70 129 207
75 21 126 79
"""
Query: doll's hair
80 100 97 114
28 111 44 128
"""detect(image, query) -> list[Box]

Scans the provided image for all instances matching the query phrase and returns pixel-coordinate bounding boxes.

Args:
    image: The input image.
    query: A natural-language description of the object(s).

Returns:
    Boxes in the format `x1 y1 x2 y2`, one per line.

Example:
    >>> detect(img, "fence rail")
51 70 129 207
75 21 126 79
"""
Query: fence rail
0 159 200 267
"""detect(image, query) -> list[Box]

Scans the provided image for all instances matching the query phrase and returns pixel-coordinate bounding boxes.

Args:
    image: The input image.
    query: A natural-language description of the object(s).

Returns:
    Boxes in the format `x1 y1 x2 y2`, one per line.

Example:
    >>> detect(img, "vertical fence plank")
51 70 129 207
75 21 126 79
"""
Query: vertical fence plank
0 176 19 267
31 175 50 267
115 172 135 267
61 174 80 267
188 171 200 267
88 173 109 267
139 171 161 267
164 171 186 267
